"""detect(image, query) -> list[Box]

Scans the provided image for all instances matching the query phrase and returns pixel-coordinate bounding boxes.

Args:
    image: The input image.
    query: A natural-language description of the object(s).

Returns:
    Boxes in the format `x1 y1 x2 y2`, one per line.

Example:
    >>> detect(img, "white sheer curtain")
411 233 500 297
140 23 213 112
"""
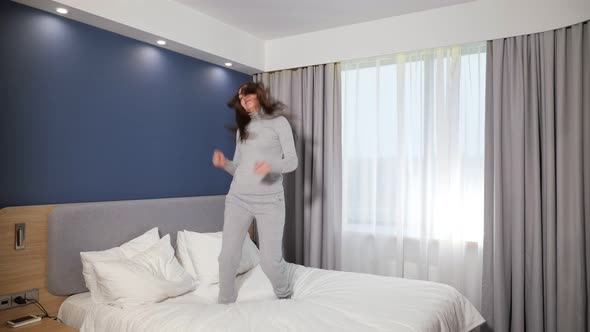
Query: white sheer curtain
341 43 486 308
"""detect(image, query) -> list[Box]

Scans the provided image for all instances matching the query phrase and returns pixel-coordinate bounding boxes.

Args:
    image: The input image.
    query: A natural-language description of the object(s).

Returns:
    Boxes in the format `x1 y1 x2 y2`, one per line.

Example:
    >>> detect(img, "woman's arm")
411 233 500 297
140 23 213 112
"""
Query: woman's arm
268 117 298 173
223 131 241 176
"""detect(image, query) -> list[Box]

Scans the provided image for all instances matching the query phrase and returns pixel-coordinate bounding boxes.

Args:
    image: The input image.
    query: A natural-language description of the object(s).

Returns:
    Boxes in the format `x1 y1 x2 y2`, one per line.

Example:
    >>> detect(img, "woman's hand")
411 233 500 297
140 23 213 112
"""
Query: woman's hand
212 149 227 168
254 161 271 175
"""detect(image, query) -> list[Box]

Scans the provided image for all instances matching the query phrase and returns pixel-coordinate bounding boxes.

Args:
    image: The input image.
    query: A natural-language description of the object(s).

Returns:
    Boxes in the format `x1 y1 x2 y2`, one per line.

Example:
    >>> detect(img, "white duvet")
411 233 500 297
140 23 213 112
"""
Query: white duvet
81 264 484 332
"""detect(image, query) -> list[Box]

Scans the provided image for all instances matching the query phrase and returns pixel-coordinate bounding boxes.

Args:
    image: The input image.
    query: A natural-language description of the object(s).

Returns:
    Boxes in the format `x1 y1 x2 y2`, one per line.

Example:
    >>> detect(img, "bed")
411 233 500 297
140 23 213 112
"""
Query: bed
47 195 484 332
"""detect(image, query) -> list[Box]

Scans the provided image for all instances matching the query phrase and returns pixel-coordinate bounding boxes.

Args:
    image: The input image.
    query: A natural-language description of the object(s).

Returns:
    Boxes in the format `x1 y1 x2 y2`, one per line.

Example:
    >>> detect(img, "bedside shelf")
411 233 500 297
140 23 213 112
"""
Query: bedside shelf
0 318 77 331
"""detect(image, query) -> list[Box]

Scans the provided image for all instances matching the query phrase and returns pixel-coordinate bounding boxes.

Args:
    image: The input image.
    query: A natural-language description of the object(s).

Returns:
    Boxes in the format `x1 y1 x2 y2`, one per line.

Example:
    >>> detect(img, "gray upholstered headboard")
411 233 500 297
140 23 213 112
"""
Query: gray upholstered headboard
47 195 226 296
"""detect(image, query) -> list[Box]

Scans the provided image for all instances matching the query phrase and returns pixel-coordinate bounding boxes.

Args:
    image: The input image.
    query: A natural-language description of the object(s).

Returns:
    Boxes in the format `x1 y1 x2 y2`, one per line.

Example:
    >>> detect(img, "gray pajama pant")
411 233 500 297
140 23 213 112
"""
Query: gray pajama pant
218 191 294 304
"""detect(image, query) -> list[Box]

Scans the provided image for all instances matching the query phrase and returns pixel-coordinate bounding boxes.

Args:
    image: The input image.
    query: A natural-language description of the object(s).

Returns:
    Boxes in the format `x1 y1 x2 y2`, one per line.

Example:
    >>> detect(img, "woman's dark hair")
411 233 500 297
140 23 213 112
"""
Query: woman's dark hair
227 82 285 141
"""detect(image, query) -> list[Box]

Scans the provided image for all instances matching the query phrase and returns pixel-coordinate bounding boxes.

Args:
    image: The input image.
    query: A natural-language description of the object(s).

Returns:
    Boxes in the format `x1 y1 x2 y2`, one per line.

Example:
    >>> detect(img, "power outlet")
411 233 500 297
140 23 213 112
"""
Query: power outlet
11 292 26 307
0 288 39 311
25 289 39 303
0 295 10 310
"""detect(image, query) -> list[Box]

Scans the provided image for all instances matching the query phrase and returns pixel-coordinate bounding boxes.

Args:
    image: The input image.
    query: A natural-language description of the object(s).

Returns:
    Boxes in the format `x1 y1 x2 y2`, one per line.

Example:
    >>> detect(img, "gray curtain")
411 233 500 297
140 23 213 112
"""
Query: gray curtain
254 63 342 270
482 20 590 332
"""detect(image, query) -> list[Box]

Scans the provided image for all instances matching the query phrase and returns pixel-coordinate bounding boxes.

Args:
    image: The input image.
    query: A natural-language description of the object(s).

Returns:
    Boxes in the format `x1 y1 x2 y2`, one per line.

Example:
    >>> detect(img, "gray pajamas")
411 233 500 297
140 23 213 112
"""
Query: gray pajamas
218 110 298 304
218 192 293 303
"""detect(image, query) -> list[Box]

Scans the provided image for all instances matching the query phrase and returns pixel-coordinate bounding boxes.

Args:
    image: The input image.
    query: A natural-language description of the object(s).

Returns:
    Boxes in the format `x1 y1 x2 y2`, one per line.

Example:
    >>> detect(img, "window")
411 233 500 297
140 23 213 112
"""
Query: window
341 44 486 242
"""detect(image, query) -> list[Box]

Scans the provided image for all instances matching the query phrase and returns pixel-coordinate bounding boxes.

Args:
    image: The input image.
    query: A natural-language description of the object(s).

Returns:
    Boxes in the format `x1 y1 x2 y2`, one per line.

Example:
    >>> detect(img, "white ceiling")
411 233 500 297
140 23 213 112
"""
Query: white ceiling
14 0 590 73
15 0 265 74
174 0 474 39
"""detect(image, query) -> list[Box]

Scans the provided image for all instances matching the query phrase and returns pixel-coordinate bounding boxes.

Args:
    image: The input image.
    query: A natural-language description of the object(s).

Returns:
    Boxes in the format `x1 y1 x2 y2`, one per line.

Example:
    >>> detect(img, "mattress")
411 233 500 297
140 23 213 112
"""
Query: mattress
80 264 485 332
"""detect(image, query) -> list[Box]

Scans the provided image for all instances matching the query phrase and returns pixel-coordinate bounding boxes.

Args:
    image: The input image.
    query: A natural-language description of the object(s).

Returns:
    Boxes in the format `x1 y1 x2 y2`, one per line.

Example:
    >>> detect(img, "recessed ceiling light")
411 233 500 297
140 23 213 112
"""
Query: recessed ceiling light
157 40 166 46
56 8 68 14
224 62 232 67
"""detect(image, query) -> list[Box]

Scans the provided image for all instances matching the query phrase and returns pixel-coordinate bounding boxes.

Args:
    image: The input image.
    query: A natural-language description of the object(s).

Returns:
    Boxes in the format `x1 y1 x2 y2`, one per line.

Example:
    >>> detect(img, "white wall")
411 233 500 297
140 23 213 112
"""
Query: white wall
264 0 590 71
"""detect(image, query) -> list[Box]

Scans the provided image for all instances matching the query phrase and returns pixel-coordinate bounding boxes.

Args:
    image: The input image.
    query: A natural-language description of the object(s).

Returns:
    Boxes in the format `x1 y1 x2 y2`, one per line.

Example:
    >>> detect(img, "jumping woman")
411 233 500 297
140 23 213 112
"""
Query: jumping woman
212 82 298 304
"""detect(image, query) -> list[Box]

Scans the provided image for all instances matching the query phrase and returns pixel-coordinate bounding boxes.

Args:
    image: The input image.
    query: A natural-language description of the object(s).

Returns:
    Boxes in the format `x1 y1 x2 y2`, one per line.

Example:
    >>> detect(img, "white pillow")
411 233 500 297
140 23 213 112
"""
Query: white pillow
80 227 159 302
175 231 196 278
93 234 197 308
176 230 259 285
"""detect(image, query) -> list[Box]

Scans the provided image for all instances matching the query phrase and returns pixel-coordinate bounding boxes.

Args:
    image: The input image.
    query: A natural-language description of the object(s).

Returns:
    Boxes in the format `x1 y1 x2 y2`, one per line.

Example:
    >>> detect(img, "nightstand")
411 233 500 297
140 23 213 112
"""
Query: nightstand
0 318 77 331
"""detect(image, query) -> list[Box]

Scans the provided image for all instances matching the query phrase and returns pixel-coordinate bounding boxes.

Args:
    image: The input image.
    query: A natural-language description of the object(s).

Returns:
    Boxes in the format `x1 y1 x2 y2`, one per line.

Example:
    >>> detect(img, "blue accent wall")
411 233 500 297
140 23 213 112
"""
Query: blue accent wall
0 1 249 207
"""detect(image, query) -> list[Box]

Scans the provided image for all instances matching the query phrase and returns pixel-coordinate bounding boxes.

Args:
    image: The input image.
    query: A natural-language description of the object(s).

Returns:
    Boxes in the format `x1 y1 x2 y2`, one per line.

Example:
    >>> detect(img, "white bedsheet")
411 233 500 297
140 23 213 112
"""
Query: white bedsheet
57 265 273 329
81 264 484 332
58 292 95 329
